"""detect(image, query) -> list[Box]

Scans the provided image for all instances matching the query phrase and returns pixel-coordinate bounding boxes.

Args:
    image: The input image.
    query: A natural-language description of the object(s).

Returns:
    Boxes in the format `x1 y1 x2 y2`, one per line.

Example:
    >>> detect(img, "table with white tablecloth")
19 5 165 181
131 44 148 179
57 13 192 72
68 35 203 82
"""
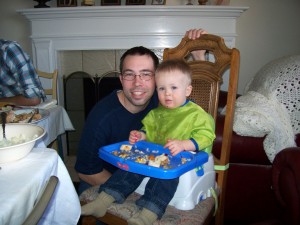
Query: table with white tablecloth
34 105 74 157
0 148 81 225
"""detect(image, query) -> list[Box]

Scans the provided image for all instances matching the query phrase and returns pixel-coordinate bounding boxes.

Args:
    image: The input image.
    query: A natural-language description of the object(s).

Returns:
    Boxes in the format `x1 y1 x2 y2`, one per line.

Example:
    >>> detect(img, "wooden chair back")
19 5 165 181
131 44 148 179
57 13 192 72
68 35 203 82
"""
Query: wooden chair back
163 34 240 225
37 69 59 151
37 70 58 100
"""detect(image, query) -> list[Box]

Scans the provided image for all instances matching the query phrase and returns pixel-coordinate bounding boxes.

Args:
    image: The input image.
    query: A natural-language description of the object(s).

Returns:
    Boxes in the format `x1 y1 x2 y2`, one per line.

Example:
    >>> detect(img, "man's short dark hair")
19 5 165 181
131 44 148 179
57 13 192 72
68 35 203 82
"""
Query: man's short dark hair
119 46 159 73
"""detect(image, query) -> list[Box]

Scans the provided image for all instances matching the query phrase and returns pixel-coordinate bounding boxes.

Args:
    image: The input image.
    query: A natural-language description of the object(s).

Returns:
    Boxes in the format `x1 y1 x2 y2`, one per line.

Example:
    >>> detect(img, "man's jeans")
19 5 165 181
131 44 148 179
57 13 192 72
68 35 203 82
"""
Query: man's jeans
78 179 93 195
100 169 179 218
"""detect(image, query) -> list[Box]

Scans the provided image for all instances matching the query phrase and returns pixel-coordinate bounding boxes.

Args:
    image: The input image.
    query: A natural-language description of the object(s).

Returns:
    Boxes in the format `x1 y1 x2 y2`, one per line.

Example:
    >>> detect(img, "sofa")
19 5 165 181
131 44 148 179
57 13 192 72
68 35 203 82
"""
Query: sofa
213 90 300 225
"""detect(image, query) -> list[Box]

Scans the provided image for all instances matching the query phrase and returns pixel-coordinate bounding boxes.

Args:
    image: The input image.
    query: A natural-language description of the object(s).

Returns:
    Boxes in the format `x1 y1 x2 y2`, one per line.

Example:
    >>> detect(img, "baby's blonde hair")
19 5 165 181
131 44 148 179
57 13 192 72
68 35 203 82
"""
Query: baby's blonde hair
155 59 192 85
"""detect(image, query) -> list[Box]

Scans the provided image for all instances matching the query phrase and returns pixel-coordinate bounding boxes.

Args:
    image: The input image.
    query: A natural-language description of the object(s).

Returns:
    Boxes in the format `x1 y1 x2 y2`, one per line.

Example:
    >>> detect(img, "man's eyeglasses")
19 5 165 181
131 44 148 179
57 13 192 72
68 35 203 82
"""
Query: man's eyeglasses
122 71 154 81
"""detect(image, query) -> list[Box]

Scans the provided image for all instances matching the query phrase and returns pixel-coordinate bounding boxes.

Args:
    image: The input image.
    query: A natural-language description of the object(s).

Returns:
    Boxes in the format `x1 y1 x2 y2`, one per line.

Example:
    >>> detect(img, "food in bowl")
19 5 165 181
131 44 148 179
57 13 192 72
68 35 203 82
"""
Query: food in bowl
0 134 39 147
0 124 45 163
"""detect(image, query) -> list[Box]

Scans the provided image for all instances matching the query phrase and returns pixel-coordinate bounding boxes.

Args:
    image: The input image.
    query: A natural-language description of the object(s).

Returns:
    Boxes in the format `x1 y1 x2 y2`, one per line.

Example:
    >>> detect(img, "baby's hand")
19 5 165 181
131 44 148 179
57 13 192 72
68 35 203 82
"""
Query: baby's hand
164 139 185 156
129 130 141 144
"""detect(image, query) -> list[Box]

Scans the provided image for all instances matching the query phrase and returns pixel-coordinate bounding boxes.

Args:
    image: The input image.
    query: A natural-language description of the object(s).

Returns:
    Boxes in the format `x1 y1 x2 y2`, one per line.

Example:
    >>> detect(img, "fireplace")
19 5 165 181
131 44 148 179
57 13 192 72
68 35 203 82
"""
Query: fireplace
18 5 247 155
18 5 247 105
63 71 122 153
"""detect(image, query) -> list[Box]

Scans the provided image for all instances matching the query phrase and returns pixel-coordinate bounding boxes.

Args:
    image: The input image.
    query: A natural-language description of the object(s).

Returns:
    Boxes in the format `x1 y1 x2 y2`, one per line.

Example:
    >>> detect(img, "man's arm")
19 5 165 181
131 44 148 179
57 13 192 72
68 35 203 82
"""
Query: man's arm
78 170 112 186
1 41 45 106
0 95 41 106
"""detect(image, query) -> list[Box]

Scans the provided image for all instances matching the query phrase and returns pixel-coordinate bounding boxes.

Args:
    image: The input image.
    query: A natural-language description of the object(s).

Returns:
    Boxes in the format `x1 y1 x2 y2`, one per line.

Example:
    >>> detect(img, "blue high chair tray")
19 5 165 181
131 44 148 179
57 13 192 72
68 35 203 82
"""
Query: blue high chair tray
99 140 209 179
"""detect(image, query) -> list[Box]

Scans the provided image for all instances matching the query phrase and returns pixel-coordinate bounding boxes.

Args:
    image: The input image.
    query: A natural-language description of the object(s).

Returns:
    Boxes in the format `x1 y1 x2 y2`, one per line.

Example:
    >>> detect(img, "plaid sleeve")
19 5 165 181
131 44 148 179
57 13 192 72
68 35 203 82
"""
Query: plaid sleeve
5 42 46 100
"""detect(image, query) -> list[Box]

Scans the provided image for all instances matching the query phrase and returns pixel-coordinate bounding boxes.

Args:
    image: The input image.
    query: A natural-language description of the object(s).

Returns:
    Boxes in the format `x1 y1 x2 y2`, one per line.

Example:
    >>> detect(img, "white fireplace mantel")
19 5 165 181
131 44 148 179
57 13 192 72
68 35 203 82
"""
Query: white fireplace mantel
18 5 247 102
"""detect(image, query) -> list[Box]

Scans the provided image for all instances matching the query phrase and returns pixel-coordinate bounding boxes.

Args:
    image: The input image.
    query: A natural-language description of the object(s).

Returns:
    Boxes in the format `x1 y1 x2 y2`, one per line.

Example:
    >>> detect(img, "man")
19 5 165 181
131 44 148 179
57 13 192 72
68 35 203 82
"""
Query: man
75 29 208 194
0 39 46 106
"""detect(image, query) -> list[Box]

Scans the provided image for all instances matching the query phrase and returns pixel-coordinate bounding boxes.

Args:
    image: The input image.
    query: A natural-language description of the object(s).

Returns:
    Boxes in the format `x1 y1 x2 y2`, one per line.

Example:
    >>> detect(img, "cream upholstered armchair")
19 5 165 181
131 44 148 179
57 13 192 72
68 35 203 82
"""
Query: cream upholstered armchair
80 34 240 225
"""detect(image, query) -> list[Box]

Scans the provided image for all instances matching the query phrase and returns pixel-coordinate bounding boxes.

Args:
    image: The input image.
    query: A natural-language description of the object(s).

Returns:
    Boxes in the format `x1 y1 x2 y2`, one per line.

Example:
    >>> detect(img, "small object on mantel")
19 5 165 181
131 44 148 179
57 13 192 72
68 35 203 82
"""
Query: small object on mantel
82 0 95 6
198 0 208 5
57 0 77 7
126 0 146 5
34 0 51 8
209 0 230 5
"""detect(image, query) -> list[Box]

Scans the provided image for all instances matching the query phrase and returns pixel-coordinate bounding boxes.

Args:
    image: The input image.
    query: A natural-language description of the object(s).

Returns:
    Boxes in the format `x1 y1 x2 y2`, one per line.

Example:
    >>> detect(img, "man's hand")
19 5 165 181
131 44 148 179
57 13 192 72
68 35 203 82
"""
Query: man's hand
185 29 208 61
185 28 208 40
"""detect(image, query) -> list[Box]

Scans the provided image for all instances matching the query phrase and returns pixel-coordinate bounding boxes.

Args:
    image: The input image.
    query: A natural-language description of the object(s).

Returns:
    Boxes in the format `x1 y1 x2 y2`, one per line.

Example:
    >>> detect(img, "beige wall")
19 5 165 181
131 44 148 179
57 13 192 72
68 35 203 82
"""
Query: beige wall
1 0 300 94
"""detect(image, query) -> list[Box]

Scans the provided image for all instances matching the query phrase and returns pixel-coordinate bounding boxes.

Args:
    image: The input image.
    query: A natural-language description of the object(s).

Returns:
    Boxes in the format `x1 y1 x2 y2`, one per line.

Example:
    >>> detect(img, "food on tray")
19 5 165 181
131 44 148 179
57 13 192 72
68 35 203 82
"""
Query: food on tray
181 157 187 164
112 150 119 156
135 156 147 164
120 144 132 151
111 144 188 169
148 154 169 168
148 154 155 161
119 152 129 158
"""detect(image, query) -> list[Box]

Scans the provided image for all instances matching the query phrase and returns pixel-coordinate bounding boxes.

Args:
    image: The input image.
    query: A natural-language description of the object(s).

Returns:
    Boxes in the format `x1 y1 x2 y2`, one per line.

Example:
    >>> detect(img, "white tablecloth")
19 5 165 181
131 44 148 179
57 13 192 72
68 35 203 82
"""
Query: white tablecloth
35 105 74 147
0 148 81 225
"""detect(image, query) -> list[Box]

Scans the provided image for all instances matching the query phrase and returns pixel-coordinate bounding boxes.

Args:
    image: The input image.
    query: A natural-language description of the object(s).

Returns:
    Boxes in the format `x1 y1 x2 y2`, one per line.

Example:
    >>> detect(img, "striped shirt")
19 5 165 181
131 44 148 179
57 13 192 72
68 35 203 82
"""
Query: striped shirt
0 39 46 101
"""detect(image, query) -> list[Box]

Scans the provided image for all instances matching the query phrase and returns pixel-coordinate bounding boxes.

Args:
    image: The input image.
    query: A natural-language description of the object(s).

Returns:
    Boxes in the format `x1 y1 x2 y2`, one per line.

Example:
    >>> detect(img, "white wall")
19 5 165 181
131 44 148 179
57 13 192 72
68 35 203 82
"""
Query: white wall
0 0 34 54
231 0 300 93
1 0 300 94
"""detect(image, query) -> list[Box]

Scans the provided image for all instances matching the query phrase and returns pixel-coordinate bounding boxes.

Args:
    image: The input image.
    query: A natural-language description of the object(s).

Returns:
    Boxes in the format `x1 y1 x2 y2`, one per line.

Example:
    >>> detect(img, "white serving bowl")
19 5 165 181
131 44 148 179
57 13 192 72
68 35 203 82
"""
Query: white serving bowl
0 124 45 163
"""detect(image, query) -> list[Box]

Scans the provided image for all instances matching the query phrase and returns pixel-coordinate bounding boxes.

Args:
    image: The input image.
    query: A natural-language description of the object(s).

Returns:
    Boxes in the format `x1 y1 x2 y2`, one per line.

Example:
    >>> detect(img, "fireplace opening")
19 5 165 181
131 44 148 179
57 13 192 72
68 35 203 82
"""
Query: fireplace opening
64 71 122 156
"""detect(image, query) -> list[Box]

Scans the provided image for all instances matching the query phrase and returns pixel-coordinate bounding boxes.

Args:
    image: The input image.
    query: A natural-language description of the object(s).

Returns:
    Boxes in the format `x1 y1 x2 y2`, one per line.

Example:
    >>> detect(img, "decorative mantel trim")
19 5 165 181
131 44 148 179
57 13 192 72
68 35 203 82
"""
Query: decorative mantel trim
18 6 247 20
18 6 248 41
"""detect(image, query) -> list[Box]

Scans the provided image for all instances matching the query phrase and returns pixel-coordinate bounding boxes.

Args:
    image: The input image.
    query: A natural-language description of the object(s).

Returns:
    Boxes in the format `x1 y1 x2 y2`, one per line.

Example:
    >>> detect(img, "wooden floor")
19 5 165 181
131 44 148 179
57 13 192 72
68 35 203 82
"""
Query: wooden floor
65 155 79 182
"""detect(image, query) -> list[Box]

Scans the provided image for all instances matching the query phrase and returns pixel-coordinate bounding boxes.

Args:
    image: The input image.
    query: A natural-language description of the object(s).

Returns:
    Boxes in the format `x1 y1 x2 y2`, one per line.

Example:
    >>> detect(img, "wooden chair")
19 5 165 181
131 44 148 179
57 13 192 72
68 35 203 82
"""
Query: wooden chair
80 34 240 225
22 176 59 225
37 69 59 151
164 34 240 225
37 69 58 101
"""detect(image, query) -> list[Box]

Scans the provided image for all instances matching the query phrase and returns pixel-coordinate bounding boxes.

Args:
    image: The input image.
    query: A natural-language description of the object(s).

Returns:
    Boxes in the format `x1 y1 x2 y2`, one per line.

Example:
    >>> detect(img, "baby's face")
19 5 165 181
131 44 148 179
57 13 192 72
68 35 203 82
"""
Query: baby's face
156 70 192 109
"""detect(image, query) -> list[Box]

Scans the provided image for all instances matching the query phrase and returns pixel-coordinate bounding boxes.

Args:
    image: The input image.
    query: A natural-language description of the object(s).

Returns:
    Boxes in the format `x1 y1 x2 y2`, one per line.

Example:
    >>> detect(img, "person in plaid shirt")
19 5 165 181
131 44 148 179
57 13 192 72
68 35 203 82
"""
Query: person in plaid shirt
0 39 46 106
